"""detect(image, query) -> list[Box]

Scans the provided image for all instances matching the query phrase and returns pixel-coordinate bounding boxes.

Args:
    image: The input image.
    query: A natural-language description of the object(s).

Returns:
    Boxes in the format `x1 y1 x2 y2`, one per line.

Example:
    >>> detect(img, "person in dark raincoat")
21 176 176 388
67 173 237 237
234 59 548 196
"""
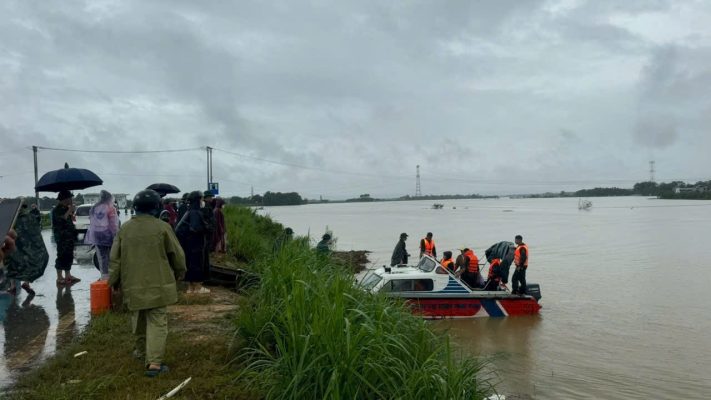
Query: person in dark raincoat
5 202 49 295
390 232 410 266
201 192 216 276
51 190 79 284
176 191 210 294
29 204 41 225
177 193 189 223
316 233 332 255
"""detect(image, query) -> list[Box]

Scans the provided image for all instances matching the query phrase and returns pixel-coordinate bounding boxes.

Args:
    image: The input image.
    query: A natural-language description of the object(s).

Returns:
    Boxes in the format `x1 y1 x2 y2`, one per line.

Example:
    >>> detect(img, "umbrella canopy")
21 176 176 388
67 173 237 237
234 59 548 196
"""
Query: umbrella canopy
146 183 180 198
35 163 103 192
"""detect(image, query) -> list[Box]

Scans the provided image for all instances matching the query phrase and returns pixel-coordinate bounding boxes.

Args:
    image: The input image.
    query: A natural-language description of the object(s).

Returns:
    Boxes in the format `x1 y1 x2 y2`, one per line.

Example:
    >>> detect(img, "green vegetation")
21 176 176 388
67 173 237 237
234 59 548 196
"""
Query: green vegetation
11 205 491 399
8 304 247 400
227 191 305 207
233 236 490 399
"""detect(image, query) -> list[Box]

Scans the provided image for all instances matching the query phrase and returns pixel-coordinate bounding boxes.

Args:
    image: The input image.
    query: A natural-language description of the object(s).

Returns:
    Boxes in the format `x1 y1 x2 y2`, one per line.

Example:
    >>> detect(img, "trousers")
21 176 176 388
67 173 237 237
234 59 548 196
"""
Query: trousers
132 307 168 366
512 267 527 294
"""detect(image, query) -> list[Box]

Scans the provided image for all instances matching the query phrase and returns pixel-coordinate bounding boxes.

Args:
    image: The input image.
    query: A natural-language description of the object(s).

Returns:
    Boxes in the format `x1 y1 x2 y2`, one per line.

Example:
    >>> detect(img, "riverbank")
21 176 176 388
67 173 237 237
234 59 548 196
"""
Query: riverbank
9 206 492 399
6 287 246 399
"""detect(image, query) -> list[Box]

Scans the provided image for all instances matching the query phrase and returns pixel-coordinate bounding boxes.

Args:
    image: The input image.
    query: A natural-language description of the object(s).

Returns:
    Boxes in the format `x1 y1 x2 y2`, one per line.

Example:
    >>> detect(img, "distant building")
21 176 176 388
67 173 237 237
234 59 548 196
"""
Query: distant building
83 193 129 208
674 186 709 194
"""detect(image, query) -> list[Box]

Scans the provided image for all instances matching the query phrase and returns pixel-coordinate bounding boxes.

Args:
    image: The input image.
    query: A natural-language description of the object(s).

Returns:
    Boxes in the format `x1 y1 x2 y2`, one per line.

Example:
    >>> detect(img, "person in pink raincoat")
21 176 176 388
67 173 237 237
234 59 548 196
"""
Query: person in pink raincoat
85 190 120 280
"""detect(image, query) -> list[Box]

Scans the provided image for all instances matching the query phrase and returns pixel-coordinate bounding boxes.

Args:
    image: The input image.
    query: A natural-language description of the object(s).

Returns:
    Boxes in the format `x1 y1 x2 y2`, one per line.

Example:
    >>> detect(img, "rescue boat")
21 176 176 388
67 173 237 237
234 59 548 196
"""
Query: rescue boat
359 255 541 319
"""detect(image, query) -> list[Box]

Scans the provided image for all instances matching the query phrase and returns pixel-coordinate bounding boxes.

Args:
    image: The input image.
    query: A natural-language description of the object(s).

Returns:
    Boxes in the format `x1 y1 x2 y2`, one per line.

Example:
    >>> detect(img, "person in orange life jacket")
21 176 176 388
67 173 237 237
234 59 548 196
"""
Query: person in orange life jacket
419 232 436 259
440 251 455 273
455 247 481 288
483 258 502 291
512 235 529 295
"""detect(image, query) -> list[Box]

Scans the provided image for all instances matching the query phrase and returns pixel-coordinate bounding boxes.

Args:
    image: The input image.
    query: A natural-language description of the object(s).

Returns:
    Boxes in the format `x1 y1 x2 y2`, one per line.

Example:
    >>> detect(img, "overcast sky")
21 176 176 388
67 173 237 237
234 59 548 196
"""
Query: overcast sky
1 0 710 199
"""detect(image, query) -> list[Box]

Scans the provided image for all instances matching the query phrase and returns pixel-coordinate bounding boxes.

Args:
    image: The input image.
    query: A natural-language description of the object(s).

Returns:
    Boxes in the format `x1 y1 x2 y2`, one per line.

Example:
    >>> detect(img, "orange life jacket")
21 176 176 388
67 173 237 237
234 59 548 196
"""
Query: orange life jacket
488 258 501 279
441 258 454 271
464 249 479 274
423 238 435 255
514 244 529 268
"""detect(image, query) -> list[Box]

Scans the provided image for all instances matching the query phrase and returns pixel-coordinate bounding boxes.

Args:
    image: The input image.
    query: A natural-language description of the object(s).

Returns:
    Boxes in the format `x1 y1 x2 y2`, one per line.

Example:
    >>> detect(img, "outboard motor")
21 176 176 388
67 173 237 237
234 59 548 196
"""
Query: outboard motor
526 283 542 301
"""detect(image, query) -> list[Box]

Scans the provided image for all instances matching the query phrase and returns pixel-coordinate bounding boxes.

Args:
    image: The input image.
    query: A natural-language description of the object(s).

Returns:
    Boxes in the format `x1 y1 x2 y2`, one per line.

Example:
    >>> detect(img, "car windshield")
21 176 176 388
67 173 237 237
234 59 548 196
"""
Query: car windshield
417 257 436 273
75 206 91 216
359 272 382 290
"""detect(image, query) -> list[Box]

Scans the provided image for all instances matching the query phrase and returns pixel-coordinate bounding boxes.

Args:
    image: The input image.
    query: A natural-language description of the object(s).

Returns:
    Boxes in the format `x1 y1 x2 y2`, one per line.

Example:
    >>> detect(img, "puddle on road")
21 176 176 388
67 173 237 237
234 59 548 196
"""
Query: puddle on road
0 229 107 389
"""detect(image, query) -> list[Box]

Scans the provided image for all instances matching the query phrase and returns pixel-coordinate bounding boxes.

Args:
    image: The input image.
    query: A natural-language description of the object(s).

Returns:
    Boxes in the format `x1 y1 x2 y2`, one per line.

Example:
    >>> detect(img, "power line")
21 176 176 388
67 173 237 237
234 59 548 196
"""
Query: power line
212 147 411 180
35 146 203 154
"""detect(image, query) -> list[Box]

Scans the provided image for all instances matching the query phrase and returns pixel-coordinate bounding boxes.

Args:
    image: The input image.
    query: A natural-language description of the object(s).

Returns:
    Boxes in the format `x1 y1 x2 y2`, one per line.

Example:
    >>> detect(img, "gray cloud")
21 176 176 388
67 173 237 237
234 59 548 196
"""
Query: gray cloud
2 0 711 198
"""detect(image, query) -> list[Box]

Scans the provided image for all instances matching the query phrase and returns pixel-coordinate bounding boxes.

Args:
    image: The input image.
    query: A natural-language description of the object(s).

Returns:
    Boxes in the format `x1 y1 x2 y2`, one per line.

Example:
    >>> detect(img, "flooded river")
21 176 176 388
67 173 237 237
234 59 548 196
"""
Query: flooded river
264 197 711 399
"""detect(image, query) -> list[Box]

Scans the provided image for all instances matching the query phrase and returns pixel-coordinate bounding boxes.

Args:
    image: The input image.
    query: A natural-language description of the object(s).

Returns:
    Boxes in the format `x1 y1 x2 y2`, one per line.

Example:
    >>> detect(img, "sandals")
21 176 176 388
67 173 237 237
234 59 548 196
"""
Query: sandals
67 276 81 283
144 364 169 377
56 278 66 285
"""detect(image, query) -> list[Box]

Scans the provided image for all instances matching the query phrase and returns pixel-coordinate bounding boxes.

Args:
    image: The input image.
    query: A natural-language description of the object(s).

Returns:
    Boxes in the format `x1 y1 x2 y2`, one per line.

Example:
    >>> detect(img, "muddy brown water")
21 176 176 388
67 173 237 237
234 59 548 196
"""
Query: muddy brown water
264 197 711 399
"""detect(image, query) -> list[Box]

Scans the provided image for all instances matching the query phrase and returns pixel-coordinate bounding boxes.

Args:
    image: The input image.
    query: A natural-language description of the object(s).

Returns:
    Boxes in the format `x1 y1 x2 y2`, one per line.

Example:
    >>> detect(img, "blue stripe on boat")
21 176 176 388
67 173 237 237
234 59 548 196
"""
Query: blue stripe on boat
481 299 505 317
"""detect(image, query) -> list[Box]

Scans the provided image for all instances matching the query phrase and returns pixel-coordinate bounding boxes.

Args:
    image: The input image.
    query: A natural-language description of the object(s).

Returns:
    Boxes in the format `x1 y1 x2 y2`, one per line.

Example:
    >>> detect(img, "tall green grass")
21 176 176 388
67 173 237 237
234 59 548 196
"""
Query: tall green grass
223 206 286 263
231 234 492 399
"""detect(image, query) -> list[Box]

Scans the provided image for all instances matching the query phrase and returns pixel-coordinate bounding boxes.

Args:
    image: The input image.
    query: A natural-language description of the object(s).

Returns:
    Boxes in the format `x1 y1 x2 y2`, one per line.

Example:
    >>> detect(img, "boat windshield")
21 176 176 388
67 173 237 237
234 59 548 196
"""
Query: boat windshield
417 257 437 273
359 272 383 290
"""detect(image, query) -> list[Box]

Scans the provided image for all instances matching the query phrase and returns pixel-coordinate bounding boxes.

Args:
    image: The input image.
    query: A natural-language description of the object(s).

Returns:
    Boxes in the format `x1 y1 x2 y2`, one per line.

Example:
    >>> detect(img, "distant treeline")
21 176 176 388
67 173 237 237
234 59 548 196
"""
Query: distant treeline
570 180 711 199
228 191 305 206
399 194 497 201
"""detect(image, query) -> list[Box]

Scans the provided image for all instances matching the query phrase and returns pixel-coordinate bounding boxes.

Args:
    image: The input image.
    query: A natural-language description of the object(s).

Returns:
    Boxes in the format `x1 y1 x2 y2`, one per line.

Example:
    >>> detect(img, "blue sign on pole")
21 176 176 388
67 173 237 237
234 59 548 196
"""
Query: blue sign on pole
208 182 219 195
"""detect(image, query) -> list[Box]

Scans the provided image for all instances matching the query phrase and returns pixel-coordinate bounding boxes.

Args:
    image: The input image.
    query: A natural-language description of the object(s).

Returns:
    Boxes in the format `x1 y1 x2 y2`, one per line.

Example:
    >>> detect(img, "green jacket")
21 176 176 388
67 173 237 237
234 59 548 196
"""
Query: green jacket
109 214 187 311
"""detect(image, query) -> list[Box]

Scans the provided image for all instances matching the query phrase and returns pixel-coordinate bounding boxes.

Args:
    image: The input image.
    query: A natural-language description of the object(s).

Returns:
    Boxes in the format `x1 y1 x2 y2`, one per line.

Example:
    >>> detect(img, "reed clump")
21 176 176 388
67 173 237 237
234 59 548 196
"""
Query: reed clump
232 236 491 399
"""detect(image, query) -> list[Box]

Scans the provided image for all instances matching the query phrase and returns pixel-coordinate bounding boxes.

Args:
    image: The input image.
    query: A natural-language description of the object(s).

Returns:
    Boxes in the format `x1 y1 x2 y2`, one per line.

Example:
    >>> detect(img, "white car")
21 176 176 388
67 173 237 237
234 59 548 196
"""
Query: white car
74 204 91 233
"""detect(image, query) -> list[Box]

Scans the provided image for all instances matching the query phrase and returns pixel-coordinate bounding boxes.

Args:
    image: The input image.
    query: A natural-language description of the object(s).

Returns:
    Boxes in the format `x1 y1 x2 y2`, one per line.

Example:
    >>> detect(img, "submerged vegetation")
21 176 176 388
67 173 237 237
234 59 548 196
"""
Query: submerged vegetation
11 206 491 399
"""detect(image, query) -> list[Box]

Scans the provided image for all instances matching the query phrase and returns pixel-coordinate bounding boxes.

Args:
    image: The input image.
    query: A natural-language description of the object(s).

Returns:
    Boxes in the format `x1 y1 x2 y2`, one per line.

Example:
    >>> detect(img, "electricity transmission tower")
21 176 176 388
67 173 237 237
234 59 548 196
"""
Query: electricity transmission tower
415 165 421 197
649 160 655 183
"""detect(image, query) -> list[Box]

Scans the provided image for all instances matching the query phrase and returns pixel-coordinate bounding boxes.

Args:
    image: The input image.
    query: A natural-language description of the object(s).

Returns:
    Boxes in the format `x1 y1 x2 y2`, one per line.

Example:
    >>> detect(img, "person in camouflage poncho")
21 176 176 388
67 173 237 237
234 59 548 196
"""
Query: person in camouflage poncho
6 202 49 294
52 190 79 284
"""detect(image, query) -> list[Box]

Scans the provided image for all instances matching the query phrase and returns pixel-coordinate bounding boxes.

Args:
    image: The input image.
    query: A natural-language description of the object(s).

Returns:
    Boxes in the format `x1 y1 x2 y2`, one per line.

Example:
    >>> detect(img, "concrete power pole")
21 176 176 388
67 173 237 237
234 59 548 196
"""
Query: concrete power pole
33 146 39 206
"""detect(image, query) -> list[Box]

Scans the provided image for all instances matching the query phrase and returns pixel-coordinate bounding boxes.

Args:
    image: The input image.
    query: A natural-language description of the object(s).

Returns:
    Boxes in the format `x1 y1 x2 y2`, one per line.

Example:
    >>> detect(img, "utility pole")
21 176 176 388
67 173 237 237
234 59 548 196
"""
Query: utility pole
415 165 421 197
206 146 213 190
649 160 656 183
33 146 39 207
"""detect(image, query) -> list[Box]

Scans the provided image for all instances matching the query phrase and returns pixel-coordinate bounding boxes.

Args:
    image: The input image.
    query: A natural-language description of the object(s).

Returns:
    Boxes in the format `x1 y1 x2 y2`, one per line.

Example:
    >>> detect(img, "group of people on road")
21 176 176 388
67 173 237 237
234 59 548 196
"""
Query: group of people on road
0 187 232 377
390 231 530 294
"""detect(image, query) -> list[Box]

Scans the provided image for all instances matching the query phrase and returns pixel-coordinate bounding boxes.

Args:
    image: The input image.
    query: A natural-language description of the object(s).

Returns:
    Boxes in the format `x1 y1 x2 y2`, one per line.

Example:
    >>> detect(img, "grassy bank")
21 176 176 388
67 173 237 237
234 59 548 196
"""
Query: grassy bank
11 206 492 399
8 289 246 399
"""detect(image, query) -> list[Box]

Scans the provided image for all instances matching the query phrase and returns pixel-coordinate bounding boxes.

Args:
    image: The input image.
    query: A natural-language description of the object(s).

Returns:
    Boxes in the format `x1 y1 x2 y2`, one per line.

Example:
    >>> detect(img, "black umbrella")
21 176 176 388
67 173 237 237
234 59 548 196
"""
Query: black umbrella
146 183 180 198
35 163 103 192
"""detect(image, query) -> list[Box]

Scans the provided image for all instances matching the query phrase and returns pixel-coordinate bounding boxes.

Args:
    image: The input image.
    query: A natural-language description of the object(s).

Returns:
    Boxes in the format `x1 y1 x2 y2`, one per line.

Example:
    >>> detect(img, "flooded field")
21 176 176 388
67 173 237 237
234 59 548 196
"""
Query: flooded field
264 196 711 399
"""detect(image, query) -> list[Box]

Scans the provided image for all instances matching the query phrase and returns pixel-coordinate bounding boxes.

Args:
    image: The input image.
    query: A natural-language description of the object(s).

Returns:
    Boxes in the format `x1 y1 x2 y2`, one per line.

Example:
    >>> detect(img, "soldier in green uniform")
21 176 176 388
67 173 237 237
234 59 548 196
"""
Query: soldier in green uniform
52 190 79 284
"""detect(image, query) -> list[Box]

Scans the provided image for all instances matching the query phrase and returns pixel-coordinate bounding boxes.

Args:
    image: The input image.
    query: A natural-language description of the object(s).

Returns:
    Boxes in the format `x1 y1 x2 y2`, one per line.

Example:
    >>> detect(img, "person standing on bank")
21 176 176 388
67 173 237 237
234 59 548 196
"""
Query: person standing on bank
109 189 186 377
176 191 210 294
390 232 410 266
201 191 217 278
52 190 79 284
419 232 437 259
212 198 226 253
316 233 332 255
85 190 120 280
512 235 529 295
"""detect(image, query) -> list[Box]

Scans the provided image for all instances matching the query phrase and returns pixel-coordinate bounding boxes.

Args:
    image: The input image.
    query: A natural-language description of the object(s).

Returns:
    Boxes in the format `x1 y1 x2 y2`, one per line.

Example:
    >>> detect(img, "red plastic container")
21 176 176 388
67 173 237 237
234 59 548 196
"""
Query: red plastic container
90 280 111 315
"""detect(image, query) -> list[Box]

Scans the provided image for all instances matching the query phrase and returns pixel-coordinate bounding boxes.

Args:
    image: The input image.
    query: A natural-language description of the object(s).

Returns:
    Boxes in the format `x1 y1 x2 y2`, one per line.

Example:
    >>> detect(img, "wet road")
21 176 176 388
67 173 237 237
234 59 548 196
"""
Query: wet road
0 217 129 388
